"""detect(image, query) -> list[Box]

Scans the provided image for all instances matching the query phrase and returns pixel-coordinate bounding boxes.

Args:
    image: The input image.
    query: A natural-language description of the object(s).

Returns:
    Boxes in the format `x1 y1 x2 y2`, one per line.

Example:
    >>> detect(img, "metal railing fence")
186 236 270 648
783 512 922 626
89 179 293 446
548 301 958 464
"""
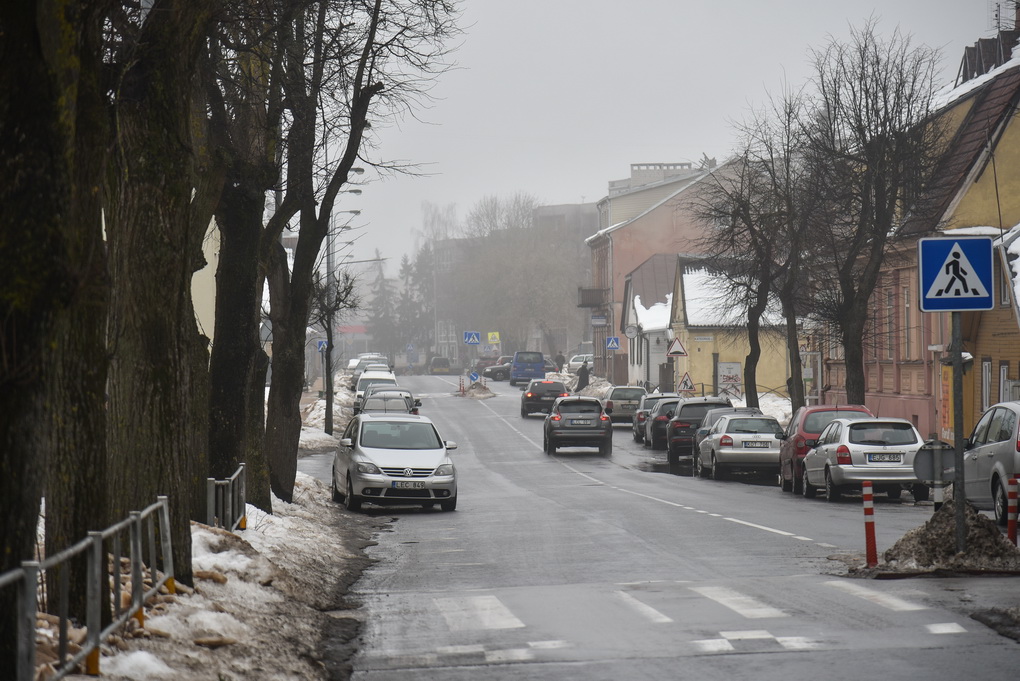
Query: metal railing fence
206 462 247 531
0 496 174 681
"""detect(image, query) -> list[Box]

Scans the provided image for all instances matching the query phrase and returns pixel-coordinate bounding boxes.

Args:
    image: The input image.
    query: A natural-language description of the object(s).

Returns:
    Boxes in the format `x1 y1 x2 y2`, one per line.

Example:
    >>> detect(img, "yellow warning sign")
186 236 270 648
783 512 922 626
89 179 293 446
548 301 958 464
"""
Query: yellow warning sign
487 331 501 344
678 372 696 392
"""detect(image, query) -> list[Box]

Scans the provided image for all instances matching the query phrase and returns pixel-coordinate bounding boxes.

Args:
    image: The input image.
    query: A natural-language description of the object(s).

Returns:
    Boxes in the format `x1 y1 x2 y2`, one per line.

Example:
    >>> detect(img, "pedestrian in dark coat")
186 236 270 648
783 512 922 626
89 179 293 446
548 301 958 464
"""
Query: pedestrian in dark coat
576 361 590 391
554 350 566 372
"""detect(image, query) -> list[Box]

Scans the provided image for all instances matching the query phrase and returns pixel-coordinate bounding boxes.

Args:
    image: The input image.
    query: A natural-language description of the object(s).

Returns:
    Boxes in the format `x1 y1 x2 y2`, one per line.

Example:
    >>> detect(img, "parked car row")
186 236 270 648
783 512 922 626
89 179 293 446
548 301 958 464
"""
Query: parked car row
333 353 458 514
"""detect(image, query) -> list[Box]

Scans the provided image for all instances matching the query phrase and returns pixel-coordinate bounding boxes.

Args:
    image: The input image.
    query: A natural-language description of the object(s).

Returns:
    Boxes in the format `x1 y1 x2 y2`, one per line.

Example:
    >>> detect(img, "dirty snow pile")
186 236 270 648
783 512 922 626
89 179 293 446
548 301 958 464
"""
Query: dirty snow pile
464 381 496 399
96 474 381 681
880 500 1020 572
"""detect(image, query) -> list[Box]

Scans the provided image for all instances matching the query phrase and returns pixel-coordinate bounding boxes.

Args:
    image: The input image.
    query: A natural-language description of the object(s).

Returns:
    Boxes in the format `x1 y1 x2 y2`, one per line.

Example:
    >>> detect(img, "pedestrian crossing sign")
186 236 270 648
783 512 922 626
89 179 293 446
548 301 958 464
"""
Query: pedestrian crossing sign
918 237 994 312
677 372 696 392
606 336 621 350
463 331 481 345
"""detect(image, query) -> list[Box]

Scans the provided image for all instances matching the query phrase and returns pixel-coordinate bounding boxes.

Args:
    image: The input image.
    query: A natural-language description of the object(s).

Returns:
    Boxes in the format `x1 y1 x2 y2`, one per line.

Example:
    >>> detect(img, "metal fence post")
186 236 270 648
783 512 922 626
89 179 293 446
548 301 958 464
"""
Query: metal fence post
19 561 39 681
206 478 216 526
157 496 176 593
86 531 103 675
130 511 144 627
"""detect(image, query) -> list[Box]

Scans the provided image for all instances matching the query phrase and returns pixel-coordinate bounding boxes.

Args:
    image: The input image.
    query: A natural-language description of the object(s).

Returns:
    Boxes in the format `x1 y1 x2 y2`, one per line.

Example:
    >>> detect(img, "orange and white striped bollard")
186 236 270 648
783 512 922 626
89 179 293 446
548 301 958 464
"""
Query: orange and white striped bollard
863 480 878 567
1008 478 1017 546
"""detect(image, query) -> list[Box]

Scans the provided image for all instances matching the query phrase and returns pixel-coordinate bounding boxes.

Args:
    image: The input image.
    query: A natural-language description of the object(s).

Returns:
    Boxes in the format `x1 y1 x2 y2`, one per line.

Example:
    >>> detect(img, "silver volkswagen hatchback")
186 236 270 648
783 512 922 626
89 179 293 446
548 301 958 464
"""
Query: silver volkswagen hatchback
332 413 457 512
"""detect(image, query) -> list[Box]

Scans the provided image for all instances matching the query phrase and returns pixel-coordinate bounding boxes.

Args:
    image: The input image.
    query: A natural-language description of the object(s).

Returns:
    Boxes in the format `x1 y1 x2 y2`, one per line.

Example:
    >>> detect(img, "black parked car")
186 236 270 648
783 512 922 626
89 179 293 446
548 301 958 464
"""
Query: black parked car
482 356 513 381
520 380 569 417
666 397 732 473
643 396 682 450
632 393 679 443
543 396 613 456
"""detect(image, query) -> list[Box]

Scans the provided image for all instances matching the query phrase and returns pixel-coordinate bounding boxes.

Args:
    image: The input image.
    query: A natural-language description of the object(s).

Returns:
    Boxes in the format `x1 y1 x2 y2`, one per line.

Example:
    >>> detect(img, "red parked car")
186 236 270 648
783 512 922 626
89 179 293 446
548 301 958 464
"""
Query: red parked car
778 404 874 494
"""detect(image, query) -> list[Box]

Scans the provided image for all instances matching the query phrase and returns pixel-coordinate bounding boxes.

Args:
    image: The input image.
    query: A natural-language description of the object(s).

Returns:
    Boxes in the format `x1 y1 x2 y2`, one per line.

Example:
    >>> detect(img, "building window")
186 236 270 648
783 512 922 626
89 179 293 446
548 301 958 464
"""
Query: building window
982 359 992 412
1001 259 1011 307
1000 363 1010 403
902 286 912 360
886 290 895 360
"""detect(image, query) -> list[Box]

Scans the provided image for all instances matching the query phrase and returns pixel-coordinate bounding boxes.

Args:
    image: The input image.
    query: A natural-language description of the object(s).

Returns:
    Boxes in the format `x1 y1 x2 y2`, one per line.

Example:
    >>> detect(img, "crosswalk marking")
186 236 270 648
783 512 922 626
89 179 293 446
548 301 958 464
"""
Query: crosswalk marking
690 586 787 619
434 595 526 631
614 590 674 623
823 581 926 612
927 622 967 634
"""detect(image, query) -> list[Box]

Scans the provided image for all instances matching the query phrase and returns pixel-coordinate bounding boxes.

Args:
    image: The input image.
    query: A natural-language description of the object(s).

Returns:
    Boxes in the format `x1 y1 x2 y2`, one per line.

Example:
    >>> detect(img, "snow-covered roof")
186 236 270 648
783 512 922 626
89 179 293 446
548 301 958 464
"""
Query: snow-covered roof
633 293 672 331
680 267 782 327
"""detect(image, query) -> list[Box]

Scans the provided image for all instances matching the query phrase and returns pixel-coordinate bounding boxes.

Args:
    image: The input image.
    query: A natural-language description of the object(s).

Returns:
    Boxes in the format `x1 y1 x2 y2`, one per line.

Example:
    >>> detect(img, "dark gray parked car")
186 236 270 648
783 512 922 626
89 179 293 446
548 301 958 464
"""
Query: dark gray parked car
543 395 613 456
631 393 679 443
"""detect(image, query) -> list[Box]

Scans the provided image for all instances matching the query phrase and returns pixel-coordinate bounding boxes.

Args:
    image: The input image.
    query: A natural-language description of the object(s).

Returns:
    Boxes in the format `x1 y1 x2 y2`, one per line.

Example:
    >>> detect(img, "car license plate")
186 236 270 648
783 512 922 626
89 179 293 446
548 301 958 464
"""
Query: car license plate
743 440 770 448
868 452 902 463
392 481 426 489
571 419 592 426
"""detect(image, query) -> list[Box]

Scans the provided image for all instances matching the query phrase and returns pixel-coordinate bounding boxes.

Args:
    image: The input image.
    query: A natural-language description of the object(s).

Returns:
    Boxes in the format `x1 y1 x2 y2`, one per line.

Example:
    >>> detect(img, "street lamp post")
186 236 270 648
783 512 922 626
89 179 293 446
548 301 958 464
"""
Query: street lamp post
324 208 361 434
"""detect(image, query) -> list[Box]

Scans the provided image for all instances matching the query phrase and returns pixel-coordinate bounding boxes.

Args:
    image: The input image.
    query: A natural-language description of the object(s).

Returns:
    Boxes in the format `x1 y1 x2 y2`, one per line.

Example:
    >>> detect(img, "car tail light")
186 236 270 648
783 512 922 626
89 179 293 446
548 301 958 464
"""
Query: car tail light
559 392 569 397
672 421 691 430
605 400 614 410
600 413 610 422
654 415 669 422
836 445 851 465
637 413 646 423
525 392 534 398
720 435 733 446
795 436 805 450
550 413 562 421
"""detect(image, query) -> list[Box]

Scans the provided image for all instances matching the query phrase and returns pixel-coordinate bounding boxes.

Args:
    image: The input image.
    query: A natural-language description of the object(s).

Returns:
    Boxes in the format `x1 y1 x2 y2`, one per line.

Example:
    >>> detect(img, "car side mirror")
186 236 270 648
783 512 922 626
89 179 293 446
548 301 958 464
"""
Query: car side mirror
962 438 970 450
414 399 422 406
445 441 458 451
339 438 352 447
805 439 817 448
666 410 674 418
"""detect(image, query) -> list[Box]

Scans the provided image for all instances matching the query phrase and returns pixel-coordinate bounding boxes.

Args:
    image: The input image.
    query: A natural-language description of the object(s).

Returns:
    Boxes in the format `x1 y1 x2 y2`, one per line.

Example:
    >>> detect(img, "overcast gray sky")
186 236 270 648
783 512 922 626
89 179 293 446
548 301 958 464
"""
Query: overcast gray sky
341 0 993 275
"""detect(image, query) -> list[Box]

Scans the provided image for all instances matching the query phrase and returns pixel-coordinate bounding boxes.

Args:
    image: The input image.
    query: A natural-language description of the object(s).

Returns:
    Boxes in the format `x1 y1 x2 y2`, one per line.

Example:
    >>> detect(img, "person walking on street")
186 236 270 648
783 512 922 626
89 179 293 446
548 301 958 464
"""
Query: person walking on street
555 350 566 372
576 360 590 391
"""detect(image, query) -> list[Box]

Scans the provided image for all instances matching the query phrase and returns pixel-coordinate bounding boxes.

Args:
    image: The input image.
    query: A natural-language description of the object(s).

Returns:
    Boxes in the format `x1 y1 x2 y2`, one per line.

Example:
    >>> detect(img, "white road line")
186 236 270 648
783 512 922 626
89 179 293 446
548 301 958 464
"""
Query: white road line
485 648 533 663
927 622 967 634
720 629 772 639
614 591 674 623
724 518 796 536
692 639 735 652
823 581 927 611
690 586 787 619
528 640 570 649
776 636 819 650
434 595 526 631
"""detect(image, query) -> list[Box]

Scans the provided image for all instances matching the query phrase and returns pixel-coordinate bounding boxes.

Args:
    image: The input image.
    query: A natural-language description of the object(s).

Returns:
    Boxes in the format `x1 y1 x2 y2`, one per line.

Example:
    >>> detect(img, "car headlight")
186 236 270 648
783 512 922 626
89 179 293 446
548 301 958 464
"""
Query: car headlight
434 464 455 476
356 462 381 474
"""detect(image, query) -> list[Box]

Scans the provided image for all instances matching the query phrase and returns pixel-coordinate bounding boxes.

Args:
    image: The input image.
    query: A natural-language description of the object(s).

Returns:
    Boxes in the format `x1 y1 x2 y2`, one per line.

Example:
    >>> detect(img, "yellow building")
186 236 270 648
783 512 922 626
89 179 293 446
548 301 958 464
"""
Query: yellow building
668 260 792 399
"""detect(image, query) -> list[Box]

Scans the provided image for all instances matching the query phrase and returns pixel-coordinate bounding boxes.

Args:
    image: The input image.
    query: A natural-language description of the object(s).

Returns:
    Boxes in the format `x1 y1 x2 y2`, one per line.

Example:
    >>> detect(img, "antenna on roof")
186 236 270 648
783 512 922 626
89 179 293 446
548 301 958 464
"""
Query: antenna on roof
989 0 1019 31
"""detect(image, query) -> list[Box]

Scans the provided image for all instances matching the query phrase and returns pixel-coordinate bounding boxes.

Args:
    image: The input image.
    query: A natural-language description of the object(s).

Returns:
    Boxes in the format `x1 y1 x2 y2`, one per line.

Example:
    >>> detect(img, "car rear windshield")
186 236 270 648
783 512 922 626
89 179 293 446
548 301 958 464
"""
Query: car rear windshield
611 388 646 400
848 422 918 446
515 352 543 363
803 409 870 434
358 377 397 391
532 382 566 393
431 358 449 367
677 403 729 419
727 418 783 435
558 401 601 414
361 397 410 412
360 422 441 449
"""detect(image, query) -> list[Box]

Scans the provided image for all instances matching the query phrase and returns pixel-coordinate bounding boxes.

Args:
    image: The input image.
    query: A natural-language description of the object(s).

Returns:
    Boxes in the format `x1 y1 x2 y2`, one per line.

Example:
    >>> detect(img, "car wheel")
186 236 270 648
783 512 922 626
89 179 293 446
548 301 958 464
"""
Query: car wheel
521 406 528 418
791 467 804 496
497 370 507 380
802 470 817 499
546 436 556 455
651 434 662 450
600 438 613 457
911 484 930 502
694 453 706 478
779 464 795 491
667 447 680 475
509 379 516 387
633 429 643 443
440 496 457 512
710 453 725 481
824 468 841 502
994 480 1009 526
345 476 362 512
331 467 343 503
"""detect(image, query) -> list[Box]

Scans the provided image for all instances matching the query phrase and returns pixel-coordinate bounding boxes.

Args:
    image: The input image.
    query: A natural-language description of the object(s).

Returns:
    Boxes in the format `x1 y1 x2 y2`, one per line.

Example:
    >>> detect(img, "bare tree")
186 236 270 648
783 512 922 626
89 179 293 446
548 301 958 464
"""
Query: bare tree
264 0 459 502
804 21 947 404
308 268 359 434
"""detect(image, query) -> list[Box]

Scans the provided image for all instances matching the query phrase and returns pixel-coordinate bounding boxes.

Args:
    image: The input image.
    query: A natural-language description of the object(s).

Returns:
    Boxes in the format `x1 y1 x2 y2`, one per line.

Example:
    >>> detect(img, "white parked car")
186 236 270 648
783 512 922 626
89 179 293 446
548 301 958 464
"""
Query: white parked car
565 354 593 373
332 413 457 512
802 417 928 501
963 401 1020 524
695 414 784 480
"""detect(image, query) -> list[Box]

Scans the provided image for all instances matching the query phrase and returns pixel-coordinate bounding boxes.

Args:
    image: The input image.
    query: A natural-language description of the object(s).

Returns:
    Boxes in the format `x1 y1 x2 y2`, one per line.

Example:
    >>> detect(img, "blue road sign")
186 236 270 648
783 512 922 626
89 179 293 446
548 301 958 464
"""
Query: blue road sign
317 340 328 352
463 331 481 345
606 336 621 350
469 372 479 382
918 236 994 312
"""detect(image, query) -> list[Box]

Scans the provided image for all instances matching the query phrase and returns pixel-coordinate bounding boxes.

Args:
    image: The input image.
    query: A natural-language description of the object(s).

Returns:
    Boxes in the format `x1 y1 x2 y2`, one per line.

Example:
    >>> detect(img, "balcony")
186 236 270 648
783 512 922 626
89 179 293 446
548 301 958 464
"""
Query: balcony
577 287 609 308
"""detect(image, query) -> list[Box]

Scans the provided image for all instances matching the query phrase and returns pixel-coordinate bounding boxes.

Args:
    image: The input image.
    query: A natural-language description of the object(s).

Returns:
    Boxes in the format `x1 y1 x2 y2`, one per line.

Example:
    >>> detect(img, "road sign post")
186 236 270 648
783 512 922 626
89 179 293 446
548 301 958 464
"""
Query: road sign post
918 236 994 553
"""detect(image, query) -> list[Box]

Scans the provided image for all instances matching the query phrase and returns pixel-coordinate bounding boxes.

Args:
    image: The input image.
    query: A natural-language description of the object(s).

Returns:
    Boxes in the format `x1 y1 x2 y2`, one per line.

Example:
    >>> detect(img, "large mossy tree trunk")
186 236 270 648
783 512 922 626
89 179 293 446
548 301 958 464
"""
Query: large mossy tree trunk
106 1 216 586
0 0 79 666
